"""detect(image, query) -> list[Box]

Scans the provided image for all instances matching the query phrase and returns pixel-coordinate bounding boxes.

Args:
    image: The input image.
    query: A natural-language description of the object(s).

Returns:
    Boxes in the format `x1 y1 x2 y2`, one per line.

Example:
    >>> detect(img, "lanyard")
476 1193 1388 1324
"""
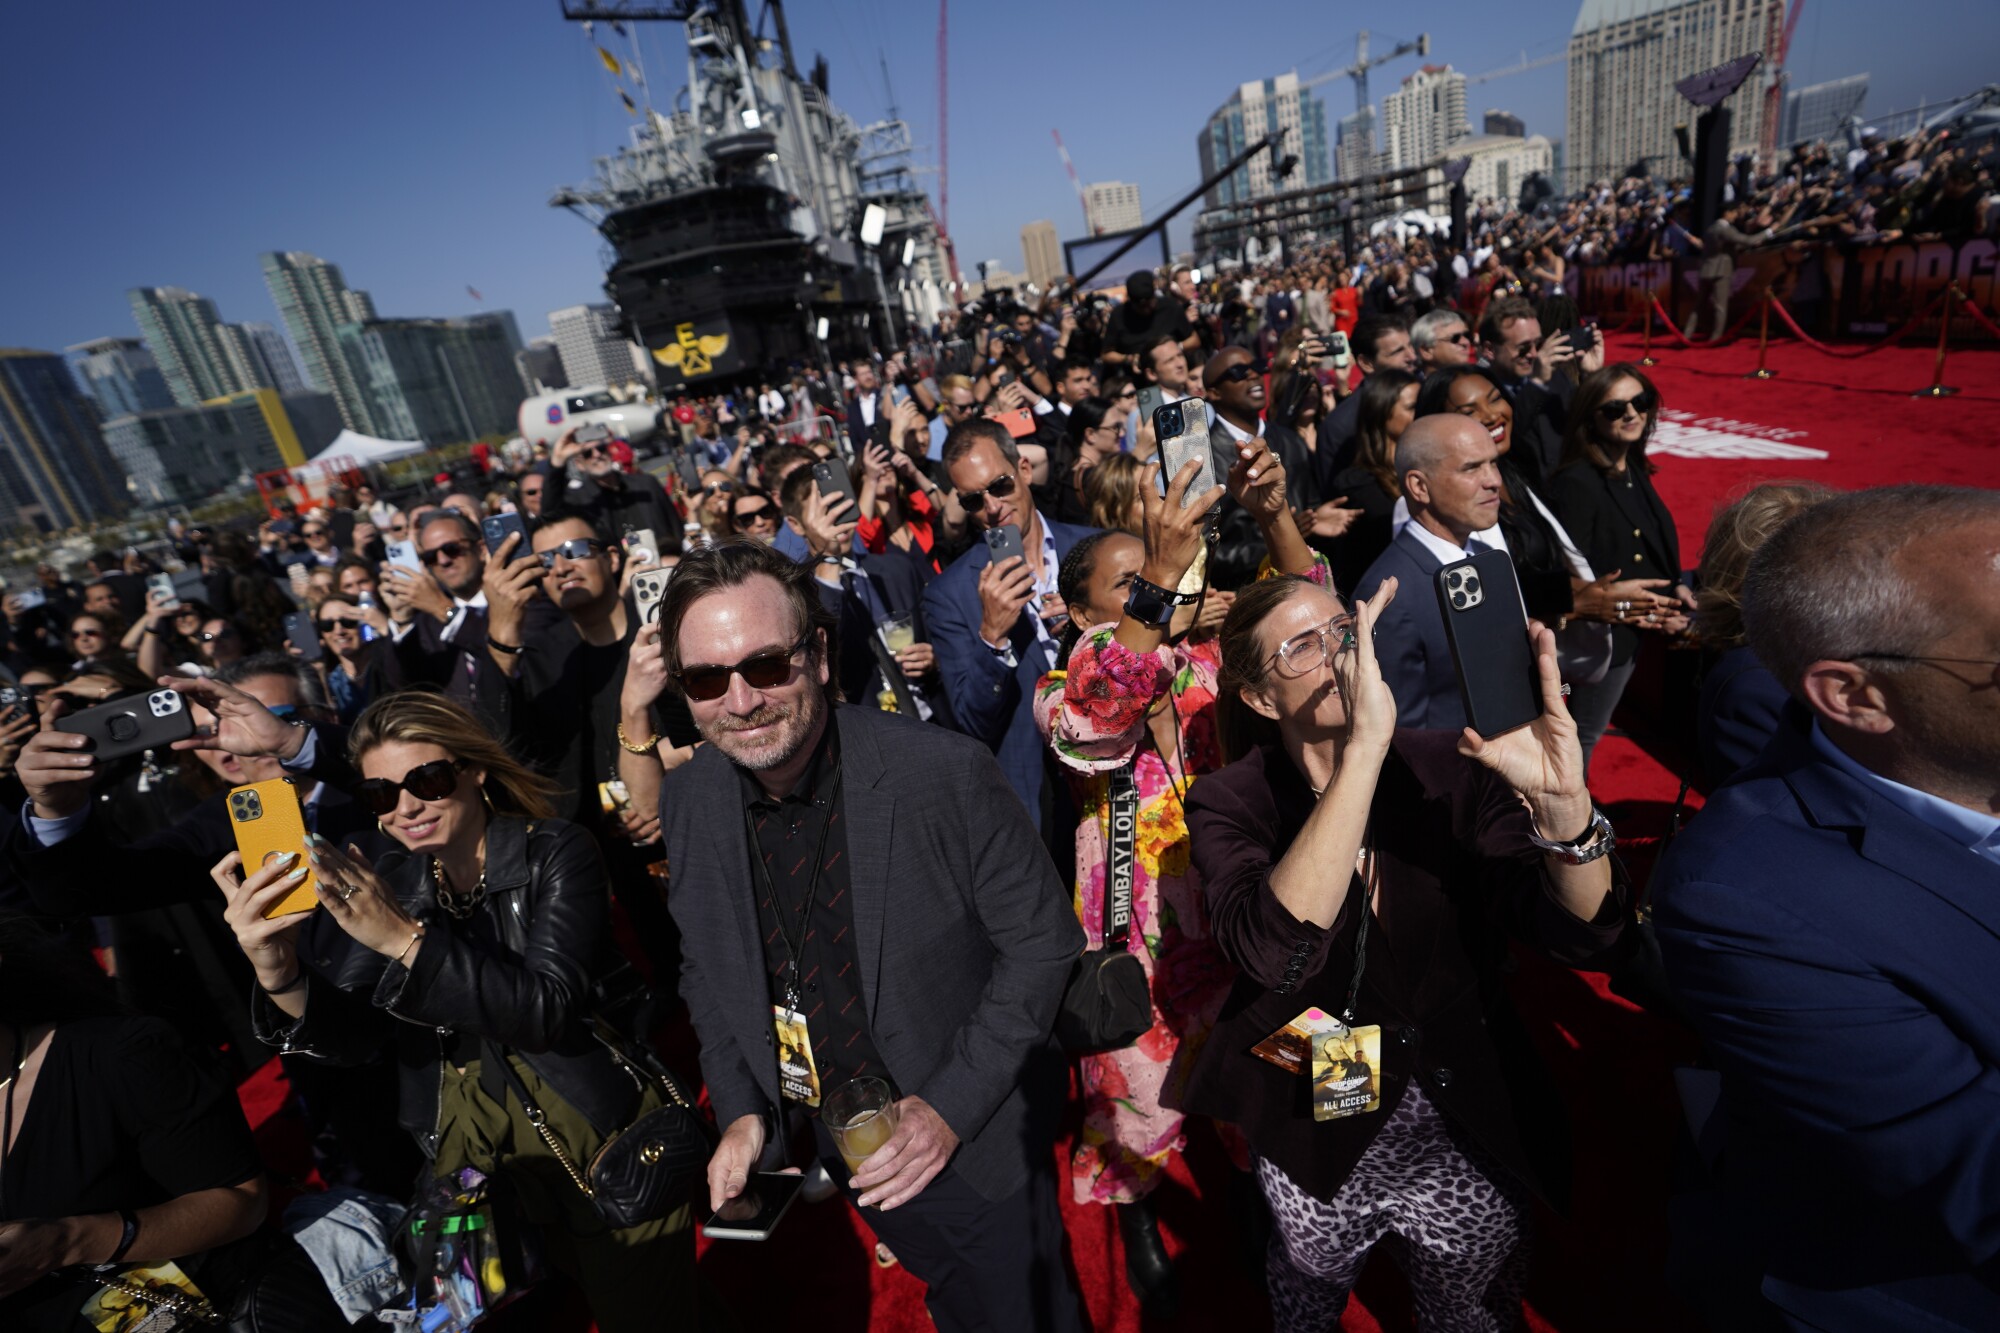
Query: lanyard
1342 837 1377 1024
744 770 844 1012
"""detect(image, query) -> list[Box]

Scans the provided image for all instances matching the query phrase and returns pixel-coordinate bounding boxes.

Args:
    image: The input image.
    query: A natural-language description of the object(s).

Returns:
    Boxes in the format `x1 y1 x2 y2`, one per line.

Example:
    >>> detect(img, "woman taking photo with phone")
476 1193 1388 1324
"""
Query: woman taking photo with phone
215 691 695 1332
1035 443 1324 1313
1178 572 1628 1331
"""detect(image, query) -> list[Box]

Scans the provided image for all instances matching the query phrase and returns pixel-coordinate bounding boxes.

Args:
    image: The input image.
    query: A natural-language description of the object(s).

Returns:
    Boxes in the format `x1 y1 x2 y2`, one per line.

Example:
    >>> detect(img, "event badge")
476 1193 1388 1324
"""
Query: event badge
80 1260 210 1331
773 1005 822 1108
1251 1007 1383 1121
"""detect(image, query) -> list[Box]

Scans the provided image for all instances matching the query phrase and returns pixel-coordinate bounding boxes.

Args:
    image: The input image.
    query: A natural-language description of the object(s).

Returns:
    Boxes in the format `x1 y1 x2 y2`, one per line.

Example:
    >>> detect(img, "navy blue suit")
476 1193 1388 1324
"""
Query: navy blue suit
921 518 1095 840
1695 644 1790 787
1655 704 2000 1331
1354 525 1465 734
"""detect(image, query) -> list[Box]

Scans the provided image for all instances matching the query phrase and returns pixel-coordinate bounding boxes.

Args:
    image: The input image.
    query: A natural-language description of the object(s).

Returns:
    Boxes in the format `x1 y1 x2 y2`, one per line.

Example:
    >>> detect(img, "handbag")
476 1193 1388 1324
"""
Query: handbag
488 1028 714 1231
1056 762 1154 1054
397 1165 545 1330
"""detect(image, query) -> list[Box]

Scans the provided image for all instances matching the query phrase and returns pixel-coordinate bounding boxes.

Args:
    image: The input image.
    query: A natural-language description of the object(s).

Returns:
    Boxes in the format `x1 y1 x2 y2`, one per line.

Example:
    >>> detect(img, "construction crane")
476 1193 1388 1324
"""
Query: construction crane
1299 31 1431 113
1052 129 1092 233
1759 0 1806 168
1465 49 1567 86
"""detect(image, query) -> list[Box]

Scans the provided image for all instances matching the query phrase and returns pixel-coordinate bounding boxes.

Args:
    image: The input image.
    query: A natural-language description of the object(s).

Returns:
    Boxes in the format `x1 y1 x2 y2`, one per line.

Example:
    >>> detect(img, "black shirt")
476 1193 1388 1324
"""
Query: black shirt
739 714 888 1109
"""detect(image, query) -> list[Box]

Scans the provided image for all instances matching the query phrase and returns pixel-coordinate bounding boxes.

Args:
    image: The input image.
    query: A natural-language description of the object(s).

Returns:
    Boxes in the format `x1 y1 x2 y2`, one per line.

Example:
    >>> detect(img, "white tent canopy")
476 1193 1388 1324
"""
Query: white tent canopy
308 429 426 465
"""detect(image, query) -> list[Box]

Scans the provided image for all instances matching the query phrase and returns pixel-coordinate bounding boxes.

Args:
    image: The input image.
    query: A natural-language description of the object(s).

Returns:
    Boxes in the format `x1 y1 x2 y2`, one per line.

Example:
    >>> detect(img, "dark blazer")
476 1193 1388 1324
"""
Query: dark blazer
1695 644 1789 787
1654 705 2000 1331
817 553 956 732
846 393 893 454
1354 525 1465 733
1496 379 1568 487
661 706 1084 1201
1312 388 1367 497
1542 458 1683 591
1177 733 1628 1202
921 516 1096 837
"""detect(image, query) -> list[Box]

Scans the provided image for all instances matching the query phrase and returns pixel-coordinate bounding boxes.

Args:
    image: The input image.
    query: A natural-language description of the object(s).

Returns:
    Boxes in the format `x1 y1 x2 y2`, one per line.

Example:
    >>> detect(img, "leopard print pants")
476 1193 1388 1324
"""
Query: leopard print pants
1255 1085 1530 1332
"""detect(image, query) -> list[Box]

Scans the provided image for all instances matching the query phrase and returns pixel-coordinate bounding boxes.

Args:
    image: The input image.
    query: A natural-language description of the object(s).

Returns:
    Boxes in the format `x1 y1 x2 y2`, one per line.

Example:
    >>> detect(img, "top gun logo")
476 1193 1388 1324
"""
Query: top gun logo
651 321 732 378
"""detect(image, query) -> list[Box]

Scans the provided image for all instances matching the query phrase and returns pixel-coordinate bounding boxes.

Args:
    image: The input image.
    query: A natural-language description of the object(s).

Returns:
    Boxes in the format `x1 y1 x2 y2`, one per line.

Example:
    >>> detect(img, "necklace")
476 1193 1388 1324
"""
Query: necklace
430 856 488 919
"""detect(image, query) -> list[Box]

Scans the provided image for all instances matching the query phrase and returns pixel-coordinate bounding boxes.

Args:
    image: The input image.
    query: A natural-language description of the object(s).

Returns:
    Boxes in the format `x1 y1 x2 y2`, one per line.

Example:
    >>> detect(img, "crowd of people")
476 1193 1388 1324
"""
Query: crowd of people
0 134 1995 1333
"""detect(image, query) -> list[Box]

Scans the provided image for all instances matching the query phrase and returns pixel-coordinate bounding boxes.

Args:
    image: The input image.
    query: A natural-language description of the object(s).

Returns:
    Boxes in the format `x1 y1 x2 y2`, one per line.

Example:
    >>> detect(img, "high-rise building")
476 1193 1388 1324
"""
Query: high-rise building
1484 109 1527 138
1566 0 1781 193
261 251 380 433
0 350 129 534
128 286 241 406
1198 73 1333 208
550 304 646 390
215 322 307 395
517 337 568 394
1336 107 1379 181
64 337 175 418
1781 73 1868 148
100 389 339 509
1083 182 1143 234
1453 134 1558 208
1381 66 1469 172
1021 220 1063 289
342 313 525 445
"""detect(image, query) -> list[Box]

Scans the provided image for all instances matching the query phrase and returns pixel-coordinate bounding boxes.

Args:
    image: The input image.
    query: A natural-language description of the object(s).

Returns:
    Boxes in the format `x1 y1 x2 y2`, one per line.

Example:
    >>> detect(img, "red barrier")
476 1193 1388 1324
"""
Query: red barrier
1646 296 1762 348
1765 289 1948 361
1959 297 2000 344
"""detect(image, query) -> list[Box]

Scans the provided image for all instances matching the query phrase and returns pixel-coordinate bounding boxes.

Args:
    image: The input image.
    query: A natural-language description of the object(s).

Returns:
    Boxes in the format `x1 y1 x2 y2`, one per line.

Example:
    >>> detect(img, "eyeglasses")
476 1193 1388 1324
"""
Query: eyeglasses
702 481 737 496
1263 607 1357 679
675 637 809 701
301 528 328 538
730 504 775 528
1850 653 2000 687
577 444 611 460
353 758 466 816
1442 331 1475 345
1215 361 1265 384
419 541 473 566
535 538 607 568
954 472 1020 513
70 627 103 640
265 704 303 721
1596 392 1655 423
317 617 361 632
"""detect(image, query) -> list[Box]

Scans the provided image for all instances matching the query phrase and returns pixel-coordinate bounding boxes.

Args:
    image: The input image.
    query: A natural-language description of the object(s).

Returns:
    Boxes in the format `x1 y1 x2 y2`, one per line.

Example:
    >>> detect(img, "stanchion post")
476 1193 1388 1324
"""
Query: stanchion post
1638 295 1657 366
1914 285 1961 399
1745 291 1777 380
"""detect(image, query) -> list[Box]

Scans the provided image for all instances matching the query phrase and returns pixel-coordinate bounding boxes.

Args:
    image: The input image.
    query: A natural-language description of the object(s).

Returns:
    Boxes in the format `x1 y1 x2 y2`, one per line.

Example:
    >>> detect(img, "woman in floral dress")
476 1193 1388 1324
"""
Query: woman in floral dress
1035 440 1326 1314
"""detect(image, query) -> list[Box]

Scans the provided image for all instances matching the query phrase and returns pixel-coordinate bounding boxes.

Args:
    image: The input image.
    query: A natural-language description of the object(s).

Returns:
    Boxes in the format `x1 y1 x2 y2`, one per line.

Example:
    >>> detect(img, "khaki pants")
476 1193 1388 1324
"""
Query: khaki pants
1686 271 1732 341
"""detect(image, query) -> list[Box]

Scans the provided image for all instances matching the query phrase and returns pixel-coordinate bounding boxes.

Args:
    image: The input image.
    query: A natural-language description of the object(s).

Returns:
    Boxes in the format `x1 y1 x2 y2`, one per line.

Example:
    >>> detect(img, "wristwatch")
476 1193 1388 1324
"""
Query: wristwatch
1526 806 1616 865
1123 574 1197 629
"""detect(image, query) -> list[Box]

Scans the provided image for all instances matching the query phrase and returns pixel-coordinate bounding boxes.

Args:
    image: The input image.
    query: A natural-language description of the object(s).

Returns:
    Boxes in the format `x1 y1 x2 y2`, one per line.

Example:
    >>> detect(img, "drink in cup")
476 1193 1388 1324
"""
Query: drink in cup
824 1076 898 1176
878 613 916 655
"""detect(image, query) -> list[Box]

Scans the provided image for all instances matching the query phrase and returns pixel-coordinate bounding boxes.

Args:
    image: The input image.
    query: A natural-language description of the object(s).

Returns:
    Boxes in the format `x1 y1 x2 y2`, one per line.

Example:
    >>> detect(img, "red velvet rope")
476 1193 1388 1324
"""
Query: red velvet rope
1957 295 2000 343
1645 295 1762 348
1765 289 1948 360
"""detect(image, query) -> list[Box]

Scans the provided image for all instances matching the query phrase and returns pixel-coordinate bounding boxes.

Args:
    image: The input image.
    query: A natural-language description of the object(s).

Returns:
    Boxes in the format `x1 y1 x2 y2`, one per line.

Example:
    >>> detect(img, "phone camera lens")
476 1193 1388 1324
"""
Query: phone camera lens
1464 577 1481 595
1450 592 1467 609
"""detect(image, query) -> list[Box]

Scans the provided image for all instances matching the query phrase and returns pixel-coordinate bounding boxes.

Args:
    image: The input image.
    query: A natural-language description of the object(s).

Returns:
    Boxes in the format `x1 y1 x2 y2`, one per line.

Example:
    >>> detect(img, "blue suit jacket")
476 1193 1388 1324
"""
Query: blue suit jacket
1354 526 1465 734
921 518 1096 839
1655 704 2000 1331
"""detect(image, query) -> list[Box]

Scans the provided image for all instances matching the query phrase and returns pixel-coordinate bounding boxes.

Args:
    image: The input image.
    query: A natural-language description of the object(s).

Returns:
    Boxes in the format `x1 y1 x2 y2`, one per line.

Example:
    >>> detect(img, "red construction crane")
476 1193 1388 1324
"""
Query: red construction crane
936 0 959 283
1052 129 1093 233
1760 0 1806 168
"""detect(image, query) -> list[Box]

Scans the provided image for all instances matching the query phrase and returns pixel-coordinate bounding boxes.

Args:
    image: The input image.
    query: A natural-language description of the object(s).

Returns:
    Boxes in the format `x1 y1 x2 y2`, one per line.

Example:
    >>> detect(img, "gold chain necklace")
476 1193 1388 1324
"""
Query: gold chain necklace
430 857 488 920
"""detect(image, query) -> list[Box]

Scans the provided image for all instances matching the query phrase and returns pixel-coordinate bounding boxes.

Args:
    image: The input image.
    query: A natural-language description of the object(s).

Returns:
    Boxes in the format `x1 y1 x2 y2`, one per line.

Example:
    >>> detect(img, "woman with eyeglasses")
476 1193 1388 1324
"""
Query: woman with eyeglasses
728 487 781 543
310 598 400 724
64 612 128 674
216 690 696 1332
1178 567 1627 1331
1543 365 1697 771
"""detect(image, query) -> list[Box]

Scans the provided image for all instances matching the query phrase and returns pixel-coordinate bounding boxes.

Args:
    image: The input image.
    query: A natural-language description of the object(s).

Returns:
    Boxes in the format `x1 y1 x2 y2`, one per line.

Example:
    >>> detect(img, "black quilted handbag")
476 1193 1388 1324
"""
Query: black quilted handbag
1055 764 1155 1054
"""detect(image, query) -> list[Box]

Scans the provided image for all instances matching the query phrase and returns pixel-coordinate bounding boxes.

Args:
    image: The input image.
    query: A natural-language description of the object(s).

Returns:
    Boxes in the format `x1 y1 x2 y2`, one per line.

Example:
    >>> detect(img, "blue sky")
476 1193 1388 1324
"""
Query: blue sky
4 0 1993 359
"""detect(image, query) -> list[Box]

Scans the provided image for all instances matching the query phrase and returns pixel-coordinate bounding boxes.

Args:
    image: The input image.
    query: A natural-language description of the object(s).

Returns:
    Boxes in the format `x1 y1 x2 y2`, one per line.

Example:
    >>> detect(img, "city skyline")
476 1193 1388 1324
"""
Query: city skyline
5 0 1993 359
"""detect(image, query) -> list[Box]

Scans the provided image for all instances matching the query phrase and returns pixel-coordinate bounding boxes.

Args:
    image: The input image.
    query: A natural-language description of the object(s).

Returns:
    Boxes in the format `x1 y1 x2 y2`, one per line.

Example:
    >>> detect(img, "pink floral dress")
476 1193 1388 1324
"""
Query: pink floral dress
1034 630 1241 1204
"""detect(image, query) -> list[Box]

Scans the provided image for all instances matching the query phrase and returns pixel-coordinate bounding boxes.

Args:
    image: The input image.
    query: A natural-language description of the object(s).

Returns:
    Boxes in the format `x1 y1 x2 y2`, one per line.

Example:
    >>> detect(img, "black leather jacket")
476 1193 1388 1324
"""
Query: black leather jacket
252 816 644 1157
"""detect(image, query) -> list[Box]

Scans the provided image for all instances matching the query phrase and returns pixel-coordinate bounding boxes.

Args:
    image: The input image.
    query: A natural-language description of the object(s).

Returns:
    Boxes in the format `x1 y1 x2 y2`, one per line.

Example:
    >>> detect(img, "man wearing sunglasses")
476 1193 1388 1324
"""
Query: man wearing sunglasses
1313 314 1422 491
657 541 1086 1333
1475 296 1605 486
1411 308 1475 374
924 418 1100 845
554 425 677 548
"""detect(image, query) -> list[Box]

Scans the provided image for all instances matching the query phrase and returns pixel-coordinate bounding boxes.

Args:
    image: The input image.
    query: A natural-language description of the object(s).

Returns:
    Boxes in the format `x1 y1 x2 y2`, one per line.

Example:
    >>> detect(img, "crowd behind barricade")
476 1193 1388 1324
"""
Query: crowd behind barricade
0 133 1994 1333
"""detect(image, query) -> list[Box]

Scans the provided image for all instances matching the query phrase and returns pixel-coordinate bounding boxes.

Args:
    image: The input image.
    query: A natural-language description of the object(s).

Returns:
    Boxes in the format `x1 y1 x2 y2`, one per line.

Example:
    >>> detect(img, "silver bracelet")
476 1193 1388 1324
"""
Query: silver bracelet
1526 806 1615 866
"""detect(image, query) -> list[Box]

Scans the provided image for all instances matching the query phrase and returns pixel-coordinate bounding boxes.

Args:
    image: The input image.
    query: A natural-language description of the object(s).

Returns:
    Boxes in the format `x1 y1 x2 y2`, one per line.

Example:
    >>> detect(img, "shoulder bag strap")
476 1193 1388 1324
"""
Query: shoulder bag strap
1104 759 1139 950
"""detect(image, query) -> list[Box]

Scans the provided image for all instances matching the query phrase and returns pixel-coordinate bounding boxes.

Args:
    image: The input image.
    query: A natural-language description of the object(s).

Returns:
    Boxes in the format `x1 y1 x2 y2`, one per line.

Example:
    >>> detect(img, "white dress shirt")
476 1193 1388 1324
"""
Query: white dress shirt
1811 724 2000 868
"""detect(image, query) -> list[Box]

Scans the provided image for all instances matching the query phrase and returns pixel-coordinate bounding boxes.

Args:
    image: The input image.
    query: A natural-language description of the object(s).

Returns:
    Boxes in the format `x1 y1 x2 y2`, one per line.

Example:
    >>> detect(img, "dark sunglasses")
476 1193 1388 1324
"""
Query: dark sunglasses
1442 330 1475 345
419 541 472 566
535 538 607 568
1215 361 1266 384
353 758 465 816
675 637 807 702
577 444 612 459
730 504 775 527
702 481 737 496
70 627 103 639
955 472 1019 512
301 528 328 538
1596 392 1655 423
265 704 303 721
317 617 361 632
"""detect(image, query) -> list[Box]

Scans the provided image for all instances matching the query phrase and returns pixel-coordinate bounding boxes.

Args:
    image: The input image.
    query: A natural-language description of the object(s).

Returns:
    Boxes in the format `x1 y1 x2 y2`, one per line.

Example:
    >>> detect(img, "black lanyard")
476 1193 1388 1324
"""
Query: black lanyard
744 770 845 1012
1342 837 1376 1024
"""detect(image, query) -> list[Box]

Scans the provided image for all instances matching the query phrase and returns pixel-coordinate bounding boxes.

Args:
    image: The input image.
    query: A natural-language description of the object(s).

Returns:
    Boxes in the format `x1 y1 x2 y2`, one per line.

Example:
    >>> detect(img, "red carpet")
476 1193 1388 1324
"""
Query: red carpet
238 331 2000 1331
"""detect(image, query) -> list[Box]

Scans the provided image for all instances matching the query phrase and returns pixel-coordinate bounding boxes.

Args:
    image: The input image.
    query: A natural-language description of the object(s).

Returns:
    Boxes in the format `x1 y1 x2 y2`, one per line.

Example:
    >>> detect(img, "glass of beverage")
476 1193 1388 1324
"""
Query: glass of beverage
824 1076 899 1176
878 613 916 655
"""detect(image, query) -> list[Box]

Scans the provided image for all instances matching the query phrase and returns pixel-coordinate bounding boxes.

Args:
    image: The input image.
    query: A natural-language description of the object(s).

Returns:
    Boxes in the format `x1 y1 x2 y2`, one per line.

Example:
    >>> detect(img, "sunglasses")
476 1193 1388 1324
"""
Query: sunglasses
1215 361 1265 384
419 541 472 566
675 637 807 701
70 627 104 640
577 444 611 459
353 758 466 816
301 528 328 538
702 481 737 496
730 504 775 527
954 472 1019 512
535 538 607 568
1596 392 1655 423
1442 331 1475 345
265 704 303 721
317 617 361 632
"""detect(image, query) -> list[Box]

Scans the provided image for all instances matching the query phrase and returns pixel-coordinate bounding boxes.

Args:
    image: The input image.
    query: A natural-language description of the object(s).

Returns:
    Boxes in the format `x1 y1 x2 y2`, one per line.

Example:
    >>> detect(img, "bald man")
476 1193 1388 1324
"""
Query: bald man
1353 416 1508 732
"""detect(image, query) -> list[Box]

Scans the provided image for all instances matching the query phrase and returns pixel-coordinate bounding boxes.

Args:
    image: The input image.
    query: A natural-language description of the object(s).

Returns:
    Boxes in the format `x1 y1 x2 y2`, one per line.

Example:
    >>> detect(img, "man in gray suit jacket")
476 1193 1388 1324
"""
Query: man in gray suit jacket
1355 415 1508 733
655 539 1086 1333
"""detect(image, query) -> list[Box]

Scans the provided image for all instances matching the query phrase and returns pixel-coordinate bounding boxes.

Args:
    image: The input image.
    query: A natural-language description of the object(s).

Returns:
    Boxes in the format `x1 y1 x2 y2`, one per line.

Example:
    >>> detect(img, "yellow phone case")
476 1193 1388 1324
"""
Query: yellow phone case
227 777 318 918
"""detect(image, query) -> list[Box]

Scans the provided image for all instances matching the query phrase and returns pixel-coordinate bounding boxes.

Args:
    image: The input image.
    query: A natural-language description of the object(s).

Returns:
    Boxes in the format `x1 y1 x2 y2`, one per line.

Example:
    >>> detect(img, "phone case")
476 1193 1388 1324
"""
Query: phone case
482 513 526 556
284 611 323 662
984 524 1026 566
1434 550 1543 739
385 541 421 571
623 529 659 565
812 461 858 507
1153 401 1217 508
228 778 318 918
631 568 672 623
55 689 196 763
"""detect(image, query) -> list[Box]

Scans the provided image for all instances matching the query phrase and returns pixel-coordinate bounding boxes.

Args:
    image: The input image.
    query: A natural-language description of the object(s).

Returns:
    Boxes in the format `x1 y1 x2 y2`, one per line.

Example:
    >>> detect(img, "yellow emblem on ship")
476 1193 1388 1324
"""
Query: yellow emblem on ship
651 322 730 377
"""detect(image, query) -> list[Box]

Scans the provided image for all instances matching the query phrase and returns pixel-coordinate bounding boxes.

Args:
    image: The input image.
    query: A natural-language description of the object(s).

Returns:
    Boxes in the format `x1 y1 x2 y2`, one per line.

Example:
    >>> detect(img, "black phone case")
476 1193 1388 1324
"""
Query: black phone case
812 461 858 508
482 513 526 555
284 611 324 662
55 690 196 763
1434 550 1542 739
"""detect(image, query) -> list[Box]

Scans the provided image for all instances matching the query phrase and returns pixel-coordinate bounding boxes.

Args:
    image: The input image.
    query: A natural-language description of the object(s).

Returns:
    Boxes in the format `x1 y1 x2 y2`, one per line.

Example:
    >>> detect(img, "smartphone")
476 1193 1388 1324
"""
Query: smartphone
283 610 324 663
811 459 859 513
631 567 672 624
481 512 527 558
991 409 1037 439
286 561 309 587
1153 400 1217 509
675 449 704 492
575 422 612 445
1328 330 1353 367
0 684 30 725
10 588 45 611
983 523 1026 568
146 572 180 610
622 528 659 567
227 778 318 919
54 689 195 763
993 367 1017 392
1134 384 1165 430
703 1171 806 1242
385 540 421 572
1435 550 1542 739
1561 323 1600 353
